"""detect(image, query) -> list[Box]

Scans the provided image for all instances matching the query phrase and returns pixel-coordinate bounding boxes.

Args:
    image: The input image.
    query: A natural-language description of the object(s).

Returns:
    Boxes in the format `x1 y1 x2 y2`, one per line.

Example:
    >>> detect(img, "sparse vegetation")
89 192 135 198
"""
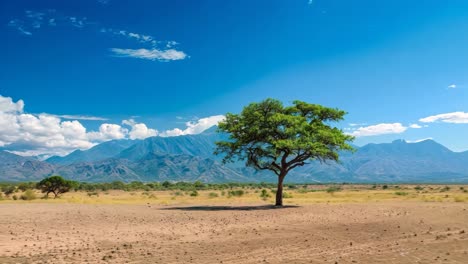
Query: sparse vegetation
228 190 244 198
260 189 271 200
395 191 409 196
326 186 342 194
440 186 451 192
208 192 219 198
20 190 37 200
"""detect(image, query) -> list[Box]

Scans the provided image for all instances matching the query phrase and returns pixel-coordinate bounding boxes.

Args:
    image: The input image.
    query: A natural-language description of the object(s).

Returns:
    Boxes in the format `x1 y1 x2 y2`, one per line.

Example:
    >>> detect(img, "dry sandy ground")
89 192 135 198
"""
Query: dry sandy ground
0 202 467 264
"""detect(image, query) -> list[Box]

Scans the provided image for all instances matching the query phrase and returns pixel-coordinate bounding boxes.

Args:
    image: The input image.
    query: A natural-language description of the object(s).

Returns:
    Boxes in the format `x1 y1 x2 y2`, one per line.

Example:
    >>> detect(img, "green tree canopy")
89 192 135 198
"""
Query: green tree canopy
36 176 76 198
215 98 354 206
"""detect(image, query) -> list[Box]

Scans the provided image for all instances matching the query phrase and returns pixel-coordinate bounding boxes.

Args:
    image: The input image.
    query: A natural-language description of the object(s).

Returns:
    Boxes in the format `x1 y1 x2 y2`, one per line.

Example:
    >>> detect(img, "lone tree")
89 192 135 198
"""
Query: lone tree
215 99 354 206
36 176 75 198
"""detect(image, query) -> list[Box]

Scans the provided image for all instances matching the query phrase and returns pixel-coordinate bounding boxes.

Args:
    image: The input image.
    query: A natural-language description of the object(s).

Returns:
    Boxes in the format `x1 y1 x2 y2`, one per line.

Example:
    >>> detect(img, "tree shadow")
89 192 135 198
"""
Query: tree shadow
161 205 300 211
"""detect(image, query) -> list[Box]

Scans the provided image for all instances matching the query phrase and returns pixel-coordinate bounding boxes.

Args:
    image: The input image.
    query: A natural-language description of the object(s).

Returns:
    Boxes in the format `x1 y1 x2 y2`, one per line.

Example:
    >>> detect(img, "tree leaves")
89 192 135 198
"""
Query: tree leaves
214 98 354 178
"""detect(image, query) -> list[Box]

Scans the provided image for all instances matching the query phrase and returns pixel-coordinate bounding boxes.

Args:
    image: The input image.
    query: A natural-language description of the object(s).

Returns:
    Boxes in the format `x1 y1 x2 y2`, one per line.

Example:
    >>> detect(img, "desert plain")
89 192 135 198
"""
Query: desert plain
1 185 467 264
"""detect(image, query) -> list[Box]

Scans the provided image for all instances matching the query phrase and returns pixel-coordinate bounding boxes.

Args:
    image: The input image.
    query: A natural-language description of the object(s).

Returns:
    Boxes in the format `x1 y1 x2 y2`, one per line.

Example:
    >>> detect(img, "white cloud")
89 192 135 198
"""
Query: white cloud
349 123 367 127
419 112 468 124
0 95 223 156
55 114 108 121
161 115 225 136
409 124 422 129
350 123 407 137
8 10 90 35
122 119 158 140
9 10 187 63
448 84 457 89
110 48 187 61
88 124 128 141
405 138 433 143
0 95 24 112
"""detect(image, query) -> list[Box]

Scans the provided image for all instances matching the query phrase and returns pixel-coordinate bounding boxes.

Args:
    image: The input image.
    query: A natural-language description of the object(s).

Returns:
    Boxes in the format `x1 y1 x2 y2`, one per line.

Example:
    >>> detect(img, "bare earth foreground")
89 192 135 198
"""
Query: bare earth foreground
0 202 467 264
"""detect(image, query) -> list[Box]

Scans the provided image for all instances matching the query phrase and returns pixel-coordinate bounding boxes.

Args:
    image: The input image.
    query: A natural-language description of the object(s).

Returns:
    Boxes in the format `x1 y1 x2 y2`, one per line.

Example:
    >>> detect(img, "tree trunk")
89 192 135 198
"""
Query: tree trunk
275 173 286 206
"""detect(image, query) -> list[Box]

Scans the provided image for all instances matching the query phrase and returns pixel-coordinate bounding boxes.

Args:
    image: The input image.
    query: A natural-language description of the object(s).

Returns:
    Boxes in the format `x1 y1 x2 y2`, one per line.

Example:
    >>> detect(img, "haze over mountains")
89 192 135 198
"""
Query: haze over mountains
1 127 467 183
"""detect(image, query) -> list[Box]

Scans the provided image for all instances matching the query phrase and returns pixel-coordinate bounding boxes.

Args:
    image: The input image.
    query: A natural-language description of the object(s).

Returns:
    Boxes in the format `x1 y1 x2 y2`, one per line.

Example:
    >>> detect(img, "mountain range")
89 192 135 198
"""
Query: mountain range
1 127 468 183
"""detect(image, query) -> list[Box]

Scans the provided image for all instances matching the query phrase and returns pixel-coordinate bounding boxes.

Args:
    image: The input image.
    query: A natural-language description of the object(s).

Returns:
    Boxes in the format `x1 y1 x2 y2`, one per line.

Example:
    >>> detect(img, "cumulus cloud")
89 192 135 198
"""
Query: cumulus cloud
419 112 468 124
349 123 407 137
88 124 128 141
0 95 223 156
122 119 158 140
0 95 24 112
161 115 225 136
0 95 119 156
448 84 457 89
110 48 187 61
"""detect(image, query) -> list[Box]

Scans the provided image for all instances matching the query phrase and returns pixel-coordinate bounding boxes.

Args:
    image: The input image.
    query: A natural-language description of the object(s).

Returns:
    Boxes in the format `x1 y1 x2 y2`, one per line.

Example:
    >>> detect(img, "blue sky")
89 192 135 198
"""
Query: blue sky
1 0 468 156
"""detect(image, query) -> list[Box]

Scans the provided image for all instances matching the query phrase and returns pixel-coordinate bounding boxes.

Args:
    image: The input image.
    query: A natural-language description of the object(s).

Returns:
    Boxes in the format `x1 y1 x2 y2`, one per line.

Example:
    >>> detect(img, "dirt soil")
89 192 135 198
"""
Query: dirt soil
0 202 467 263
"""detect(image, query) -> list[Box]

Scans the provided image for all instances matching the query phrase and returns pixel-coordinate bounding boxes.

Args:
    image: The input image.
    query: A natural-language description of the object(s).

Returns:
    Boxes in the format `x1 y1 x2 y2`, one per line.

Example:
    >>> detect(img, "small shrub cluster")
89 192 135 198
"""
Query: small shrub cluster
259 189 271 200
326 186 342 194
20 190 37 200
227 190 244 198
208 192 219 198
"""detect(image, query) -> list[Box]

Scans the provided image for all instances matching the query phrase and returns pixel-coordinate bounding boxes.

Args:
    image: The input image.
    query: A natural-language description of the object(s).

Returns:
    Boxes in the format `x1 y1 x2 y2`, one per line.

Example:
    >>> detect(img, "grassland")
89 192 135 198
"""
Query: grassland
1 184 467 205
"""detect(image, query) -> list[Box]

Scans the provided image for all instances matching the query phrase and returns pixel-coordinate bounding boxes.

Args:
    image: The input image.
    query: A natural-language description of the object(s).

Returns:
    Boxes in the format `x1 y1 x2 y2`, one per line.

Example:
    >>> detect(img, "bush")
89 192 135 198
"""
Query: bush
228 190 244 197
440 186 450 192
382 185 388 190
2 185 16 196
87 191 99 197
326 186 342 194
208 192 219 198
190 190 199 197
18 182 35 192
394 191 408 196
414 186 424 191
12 195 18 200
260 189 271 200
20 190 37 200
283 192 293 199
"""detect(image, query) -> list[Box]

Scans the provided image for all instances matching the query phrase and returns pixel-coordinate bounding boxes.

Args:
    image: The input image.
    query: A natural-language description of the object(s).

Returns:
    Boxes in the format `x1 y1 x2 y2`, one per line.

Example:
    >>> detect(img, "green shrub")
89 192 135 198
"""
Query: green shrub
440 186 450 192
394 191 408 196
228 190 244 197
2 185 16 196
283 192 293 199
208 192 219 198
12 195 18 200
20 190 37 200
87 191 99 197
260 189 270 200
382 185 388 190
414 186 424 191
326 186 342 194
190 190 199 197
